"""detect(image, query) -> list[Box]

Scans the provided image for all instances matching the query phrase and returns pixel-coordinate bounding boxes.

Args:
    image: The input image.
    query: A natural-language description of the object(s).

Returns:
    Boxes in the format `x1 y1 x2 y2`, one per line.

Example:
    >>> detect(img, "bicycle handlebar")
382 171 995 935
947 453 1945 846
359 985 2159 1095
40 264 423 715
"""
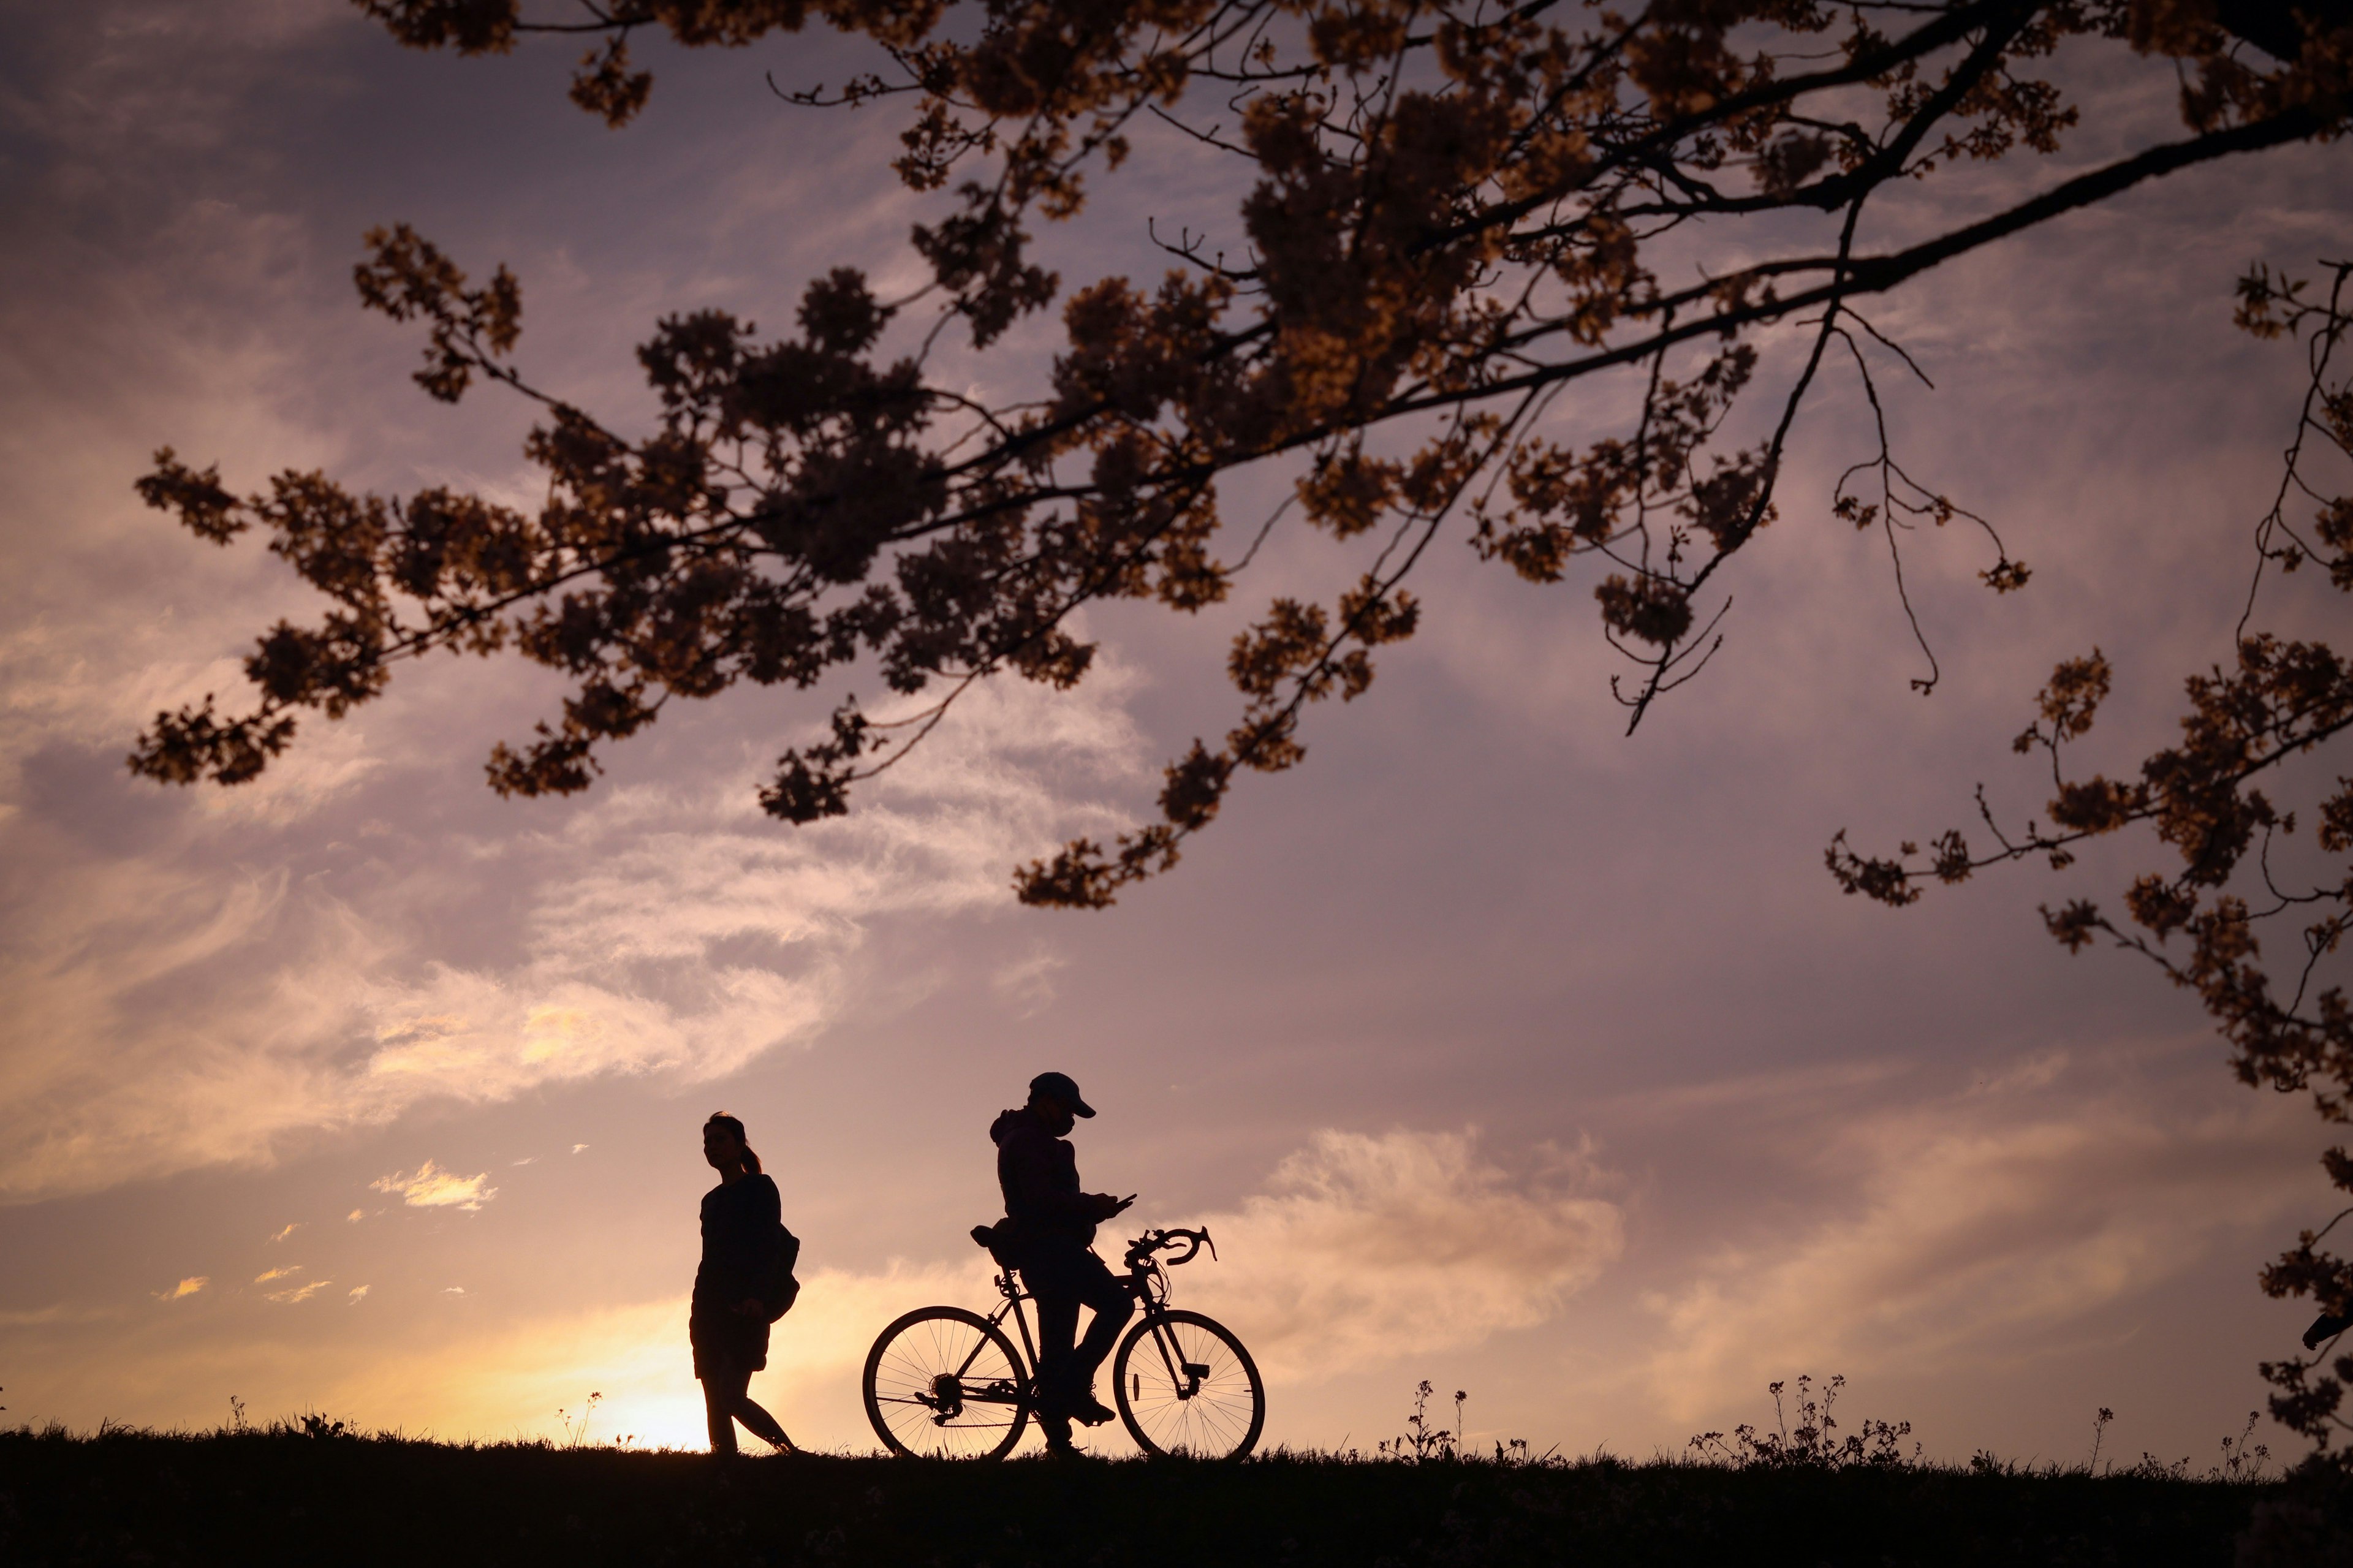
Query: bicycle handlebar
1124 1225 1218 1270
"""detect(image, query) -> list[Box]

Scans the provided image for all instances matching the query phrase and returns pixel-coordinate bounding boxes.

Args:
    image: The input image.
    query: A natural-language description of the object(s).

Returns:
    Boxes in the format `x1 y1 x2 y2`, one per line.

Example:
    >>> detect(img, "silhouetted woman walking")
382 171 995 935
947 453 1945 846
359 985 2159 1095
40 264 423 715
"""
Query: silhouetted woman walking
694 1112 794 1456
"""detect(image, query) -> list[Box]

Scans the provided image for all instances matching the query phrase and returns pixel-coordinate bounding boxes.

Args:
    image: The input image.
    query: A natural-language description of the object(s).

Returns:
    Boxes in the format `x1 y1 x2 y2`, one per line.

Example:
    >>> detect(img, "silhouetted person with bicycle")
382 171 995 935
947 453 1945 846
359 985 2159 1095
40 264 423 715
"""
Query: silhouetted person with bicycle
989 1071 1134 1455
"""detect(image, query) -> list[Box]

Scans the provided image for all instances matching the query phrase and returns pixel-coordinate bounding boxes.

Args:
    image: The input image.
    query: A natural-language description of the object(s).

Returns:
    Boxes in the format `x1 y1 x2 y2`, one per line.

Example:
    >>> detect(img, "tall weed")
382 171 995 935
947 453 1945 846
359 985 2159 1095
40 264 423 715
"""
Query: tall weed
1687 1374 1917 1470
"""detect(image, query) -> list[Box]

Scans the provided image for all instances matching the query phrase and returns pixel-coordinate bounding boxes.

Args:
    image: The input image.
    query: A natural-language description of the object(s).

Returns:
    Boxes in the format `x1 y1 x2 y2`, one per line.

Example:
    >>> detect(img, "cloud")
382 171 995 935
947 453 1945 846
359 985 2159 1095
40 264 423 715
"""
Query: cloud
332 670 1150 1116
253 1265 300 1284
510 1157 535 1166
154 1276 207 1301
991 947 1066 1017
347 1286 369 1303
263 1279 330 1305
2 1303 126 1328
372 1161 497 1211
572 1145 589 1155
1638 1063 2316 1420
346 1209 366 1223
0 659 1151 1204
2 1 346 176
268 1222 299 1243
1169 1129 1626 1382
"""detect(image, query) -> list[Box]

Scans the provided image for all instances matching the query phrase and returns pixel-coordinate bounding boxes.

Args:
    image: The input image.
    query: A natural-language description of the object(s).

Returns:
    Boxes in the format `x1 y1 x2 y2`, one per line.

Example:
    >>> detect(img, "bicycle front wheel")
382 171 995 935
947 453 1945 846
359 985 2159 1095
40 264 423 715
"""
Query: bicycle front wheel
863 1306 1031 1459
1112 1308 1265 1459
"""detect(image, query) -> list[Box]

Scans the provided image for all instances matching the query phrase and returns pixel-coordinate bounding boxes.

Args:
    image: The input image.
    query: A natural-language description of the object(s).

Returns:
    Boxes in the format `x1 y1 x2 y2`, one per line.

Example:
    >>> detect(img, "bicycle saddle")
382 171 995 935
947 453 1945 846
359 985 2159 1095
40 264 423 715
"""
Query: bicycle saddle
970 1220 1019 1265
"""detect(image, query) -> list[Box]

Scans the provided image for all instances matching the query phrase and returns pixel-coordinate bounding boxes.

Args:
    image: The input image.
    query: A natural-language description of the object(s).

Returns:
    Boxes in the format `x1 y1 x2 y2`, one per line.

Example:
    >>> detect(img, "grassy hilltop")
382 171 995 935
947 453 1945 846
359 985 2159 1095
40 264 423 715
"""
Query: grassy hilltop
1 1423 2334 1568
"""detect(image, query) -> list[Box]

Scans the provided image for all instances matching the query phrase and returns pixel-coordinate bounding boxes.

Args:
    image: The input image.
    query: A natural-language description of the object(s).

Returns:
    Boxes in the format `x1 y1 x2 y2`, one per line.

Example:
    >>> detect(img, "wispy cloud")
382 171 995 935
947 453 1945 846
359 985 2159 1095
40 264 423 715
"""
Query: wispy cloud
1638 1061 2315 1419
340 672 1148 1119
253 1265 300 1284
346 1209 366 1223
347 1286 369 1304
264 1279 330 1305
0 662 1149 1203
2 1303 127 1328
990 947 1066 1018
268 1222 299 1243
154 1276 207 1301
371 1161 497 1211
1181 1129 1625 1381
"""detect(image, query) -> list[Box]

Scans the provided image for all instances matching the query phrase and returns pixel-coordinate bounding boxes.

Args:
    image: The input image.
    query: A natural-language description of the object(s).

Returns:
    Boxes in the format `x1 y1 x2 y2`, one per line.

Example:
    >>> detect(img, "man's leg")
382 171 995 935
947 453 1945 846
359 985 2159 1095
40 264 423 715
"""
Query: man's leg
1066 1253 1135 1422
1027 1274 1080 1448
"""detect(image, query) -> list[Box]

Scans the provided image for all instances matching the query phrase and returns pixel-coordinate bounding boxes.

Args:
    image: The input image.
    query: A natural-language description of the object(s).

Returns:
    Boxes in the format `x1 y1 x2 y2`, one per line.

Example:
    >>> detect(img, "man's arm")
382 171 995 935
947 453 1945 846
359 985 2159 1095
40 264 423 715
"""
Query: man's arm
1003 1130 1127 1222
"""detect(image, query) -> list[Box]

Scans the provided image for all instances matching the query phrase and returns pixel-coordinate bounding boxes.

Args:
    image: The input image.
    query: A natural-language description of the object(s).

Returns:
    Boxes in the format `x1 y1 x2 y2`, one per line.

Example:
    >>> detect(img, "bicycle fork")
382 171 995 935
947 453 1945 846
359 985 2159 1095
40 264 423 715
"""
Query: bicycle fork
1134 1311 1211 1401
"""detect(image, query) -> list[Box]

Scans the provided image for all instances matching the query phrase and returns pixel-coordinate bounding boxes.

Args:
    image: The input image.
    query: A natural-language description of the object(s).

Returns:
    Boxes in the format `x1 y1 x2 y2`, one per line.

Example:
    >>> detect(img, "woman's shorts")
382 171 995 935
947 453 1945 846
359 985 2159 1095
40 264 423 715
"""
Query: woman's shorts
691 1306 770 1379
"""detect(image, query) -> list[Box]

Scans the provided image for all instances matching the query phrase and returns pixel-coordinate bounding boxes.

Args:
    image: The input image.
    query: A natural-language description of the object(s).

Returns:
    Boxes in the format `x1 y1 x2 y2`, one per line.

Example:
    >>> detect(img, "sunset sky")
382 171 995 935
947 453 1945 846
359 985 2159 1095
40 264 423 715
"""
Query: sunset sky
4 1 2350 1461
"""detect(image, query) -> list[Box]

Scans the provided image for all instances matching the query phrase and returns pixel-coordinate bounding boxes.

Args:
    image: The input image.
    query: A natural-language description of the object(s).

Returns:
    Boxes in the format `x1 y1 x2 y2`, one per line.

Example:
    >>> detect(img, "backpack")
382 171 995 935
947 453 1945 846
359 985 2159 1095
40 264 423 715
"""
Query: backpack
763 1222 802 1323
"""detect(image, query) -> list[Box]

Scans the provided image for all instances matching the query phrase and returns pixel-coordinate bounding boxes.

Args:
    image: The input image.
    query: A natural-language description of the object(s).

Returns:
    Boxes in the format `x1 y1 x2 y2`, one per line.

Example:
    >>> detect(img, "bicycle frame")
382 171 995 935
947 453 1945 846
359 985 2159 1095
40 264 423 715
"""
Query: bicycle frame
869 1224 1257 1459
983 1273 1042 1406
940 1244 1214 1420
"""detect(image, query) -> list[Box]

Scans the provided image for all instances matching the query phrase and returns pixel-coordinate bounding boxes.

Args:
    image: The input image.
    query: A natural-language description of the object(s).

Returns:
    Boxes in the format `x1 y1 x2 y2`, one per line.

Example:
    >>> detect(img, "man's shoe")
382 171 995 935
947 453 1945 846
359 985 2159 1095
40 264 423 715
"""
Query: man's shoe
2303 1311 2351 1350
1069 1392 1117 1427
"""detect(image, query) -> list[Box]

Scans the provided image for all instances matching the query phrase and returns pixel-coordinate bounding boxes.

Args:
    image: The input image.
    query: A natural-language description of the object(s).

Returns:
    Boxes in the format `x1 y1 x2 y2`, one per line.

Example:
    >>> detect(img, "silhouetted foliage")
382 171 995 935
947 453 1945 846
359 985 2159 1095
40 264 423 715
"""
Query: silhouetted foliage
135 0 2352 907
1687 1373 1917 1469
1837 265 2353 1473
1376 1379 1469 1461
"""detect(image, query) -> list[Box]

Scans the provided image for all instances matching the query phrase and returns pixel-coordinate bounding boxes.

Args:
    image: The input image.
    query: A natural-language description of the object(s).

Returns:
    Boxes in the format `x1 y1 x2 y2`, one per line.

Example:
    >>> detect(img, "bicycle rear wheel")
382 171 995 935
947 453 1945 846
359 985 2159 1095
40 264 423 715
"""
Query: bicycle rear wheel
1112 1308 1265 1459
863 1306 1031 1459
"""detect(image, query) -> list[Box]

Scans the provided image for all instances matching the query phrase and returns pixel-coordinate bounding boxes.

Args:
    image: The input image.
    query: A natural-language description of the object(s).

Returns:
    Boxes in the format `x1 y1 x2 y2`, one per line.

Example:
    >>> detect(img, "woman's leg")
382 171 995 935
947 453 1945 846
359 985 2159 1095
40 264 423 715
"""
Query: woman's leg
702 1368 746 1456
705 1361 791 1453
732 1384 792 1452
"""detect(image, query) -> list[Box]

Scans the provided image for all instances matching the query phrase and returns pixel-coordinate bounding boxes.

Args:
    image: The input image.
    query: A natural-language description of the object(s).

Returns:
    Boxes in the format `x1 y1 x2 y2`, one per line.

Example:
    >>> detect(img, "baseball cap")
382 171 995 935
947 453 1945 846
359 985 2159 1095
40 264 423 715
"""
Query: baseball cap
1029 1071 1096 1117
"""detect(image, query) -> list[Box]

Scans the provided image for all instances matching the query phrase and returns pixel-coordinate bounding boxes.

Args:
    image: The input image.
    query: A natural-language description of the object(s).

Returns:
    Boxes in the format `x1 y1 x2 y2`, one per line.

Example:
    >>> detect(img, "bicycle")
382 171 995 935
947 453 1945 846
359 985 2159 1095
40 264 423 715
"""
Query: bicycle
861 1224 1265 1460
